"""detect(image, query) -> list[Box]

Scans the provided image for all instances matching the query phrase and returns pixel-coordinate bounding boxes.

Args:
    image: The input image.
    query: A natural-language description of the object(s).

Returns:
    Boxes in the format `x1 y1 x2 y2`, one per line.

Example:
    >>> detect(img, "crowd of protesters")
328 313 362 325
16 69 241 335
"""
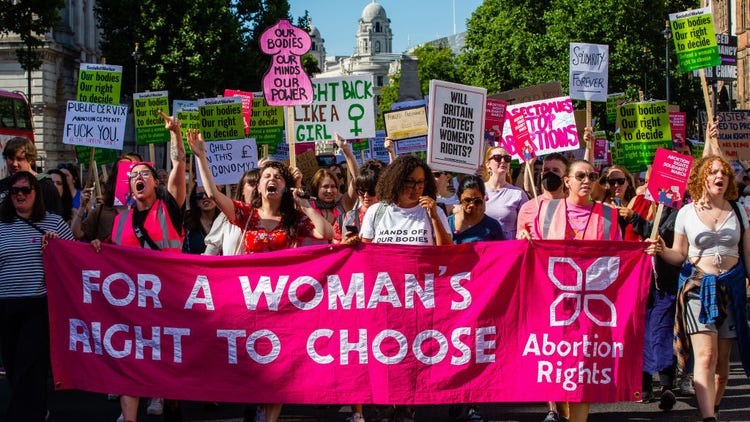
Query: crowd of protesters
0 114 748 422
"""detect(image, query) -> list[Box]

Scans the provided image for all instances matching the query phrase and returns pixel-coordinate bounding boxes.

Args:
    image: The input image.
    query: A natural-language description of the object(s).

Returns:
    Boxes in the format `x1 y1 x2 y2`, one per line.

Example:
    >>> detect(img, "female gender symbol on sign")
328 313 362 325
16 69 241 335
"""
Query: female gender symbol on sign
260 20 314 106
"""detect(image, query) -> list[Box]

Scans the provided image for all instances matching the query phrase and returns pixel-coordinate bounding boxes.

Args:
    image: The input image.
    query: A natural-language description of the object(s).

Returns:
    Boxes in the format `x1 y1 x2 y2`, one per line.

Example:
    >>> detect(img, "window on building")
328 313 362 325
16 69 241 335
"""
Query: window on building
312 42 317 51
375 41 381 53
377 76 384 87
375 22 382 33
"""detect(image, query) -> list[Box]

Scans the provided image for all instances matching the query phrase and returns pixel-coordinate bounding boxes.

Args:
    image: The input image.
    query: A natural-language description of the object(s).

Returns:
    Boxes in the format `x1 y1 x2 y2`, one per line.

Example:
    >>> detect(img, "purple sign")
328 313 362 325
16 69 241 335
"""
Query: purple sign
260 20 313 106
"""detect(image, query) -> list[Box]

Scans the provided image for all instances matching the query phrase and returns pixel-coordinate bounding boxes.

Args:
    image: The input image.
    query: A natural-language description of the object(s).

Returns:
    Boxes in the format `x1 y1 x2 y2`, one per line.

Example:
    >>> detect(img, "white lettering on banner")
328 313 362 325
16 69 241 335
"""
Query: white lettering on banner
68 319 190 363
217 329 281 364
184 275 215 310
548 257 619 327
82 270 162 308
522 333 623 358
537 361 613 391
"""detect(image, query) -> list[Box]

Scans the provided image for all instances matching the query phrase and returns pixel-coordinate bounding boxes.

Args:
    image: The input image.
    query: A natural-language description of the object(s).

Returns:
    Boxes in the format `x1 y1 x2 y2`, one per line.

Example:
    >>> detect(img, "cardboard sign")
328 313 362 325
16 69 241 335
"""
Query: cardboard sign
569 43 609 102
647 148 692 209
606 93 626 125
508 112 536 162
198 97 245 141
669 7 721 72
485 99 508 146
195 138 259 186
499 96 579 157
260 20 313 106
488 81 563 105
63 101 128 150
716 111 750 161
173 100 200 154
383 106 428 140
427 80 487 173
224 89 254 134
292 75 376 142
77 63 122 104
669 111 687 148
614 101 672 172
133 91 170 145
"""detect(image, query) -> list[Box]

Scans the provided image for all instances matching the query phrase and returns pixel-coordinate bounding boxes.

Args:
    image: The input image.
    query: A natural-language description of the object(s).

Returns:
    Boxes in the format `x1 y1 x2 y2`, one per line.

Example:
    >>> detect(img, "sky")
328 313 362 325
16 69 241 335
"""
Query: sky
288 0 484 57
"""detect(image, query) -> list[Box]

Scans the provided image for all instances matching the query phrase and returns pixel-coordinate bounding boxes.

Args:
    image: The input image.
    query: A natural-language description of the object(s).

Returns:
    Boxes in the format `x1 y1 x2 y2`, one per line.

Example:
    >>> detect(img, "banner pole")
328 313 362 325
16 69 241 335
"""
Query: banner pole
286 106 296 169
700 68 721 155
649 203 664 240
525 162 538 205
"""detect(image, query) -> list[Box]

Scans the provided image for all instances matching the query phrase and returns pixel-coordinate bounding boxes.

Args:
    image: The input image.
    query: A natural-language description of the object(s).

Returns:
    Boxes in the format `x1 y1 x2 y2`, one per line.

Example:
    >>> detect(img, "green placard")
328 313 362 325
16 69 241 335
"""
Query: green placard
351 138 370 152
198 97 245 141
74 146 118 165
249 97 284 147
614 101 672 173
606 93 626 125
669 7 721 73
77 64 123 104
134 91 170 145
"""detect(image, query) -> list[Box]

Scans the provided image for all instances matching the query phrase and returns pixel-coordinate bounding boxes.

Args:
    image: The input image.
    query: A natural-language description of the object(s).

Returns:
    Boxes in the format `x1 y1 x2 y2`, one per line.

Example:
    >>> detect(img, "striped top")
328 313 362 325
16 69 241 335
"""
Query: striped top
0 213 74 298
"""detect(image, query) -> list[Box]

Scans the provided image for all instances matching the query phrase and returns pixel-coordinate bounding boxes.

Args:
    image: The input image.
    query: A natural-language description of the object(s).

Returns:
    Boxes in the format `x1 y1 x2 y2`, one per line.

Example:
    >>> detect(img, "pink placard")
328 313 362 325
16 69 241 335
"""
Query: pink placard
669 112 687 148
224 89 254 135
508 112 537 162
260 20 313 106
484 99 508 146
45 239 651 404
113 161 154 207
647 148 692 209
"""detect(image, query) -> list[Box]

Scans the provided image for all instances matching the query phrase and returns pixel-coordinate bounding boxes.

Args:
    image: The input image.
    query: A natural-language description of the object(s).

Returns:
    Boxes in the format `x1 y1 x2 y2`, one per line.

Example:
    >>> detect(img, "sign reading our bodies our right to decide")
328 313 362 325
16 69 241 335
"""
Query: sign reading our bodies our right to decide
77 64 123 105
63 101 128 150
614 101 672 173
198 97 245 141
427 80 487 173
134 91 170 145
669 7 721 72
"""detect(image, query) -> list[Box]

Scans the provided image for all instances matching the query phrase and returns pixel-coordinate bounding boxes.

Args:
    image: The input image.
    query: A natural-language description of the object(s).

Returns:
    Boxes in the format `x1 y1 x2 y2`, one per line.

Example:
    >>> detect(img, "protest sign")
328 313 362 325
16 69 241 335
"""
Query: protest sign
508 112 536 162
292 75 376 142
614 101 672 173
260 20 313 106
690 34 738 80
195 138 259 186
499 96 579 157
716 111 750 161
269 139 290 162
63 101 128 150
198 97 245 141
489 81 563 105
249 93 285 153
383 106 428 140
134 91 170 145
370 130 391 163
113 160 154 207
174 100 200 154
669 7 721 72
569 43 609 102
593 131 610 166
646 148 692 209
74 147 118 166
427 80 487 173
77 64 123 104
45 238 651 404
606 93 626 125
485 99 508 146
669 112 687 148
224 89 254 134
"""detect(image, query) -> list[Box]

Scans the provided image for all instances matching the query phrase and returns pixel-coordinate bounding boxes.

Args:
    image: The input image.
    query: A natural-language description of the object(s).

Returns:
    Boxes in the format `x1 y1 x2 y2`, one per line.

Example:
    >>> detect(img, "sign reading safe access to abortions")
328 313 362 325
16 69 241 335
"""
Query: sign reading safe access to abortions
260 19 313 106
292 75 376 143
427 80 487 173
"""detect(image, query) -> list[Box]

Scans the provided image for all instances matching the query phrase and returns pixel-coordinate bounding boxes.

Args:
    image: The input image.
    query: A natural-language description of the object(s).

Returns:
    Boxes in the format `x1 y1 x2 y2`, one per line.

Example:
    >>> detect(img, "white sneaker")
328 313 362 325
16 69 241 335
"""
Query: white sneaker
116 414 124 422
147 398 164 415
347 412 366 422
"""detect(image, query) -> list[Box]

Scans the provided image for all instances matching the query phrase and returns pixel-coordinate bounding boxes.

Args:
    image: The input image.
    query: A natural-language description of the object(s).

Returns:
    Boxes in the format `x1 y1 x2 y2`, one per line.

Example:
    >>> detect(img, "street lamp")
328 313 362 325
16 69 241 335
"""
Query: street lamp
663 20 671 104
642 47 650 99
132 43 142 94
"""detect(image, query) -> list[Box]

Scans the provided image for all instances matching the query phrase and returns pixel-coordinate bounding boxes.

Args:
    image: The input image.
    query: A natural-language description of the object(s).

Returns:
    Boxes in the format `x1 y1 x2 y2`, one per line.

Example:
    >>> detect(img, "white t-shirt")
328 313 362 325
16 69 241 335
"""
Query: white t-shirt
674 202 748 258
360 202 450 245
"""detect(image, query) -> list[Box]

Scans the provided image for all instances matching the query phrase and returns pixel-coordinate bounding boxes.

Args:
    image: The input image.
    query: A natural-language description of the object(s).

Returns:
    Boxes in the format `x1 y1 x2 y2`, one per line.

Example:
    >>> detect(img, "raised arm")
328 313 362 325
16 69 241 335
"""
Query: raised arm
293 188 334 240
334 133 359 211
158 110 186 207
384 136 398 164
583 126 594 163
186 129 237 222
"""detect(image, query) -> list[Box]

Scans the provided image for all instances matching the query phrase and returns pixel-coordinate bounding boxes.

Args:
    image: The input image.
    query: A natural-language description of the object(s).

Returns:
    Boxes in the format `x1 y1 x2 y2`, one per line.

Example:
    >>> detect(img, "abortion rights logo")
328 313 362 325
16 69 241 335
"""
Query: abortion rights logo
547 257 619 327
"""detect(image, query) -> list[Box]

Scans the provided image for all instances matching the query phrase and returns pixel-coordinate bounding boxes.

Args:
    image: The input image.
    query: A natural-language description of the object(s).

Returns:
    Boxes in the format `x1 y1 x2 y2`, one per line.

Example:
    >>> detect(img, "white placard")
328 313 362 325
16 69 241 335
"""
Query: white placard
62 101 128 150
569 42 609 102
195 138 259 186
500 96 579 157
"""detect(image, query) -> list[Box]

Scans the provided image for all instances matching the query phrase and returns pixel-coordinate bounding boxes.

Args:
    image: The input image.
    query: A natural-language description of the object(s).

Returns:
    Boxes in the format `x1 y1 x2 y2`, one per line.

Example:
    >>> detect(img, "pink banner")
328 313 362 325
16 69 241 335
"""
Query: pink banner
44 239 651 404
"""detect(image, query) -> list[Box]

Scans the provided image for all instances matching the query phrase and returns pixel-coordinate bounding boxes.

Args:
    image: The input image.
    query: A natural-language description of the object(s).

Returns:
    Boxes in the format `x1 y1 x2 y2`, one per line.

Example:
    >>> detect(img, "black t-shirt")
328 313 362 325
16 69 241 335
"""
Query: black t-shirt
131 190 184 238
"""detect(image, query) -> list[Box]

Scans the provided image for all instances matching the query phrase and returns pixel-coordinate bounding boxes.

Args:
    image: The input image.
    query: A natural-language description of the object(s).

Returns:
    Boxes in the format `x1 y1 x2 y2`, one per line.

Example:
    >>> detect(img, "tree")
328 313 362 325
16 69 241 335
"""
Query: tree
0 0 65 99
376 73 400 130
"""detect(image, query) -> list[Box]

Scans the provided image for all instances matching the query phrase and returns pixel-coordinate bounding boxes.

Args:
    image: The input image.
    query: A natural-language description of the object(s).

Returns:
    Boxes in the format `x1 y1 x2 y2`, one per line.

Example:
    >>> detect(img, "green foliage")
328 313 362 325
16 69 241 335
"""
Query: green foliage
376 74 400 130
0 0 65 72
412 44 459 94
96 0 293 100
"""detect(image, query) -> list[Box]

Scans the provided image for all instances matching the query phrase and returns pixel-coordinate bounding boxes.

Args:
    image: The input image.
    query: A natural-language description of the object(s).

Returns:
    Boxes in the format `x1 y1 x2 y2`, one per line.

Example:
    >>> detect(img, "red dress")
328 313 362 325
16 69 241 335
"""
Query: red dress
232 200 315 253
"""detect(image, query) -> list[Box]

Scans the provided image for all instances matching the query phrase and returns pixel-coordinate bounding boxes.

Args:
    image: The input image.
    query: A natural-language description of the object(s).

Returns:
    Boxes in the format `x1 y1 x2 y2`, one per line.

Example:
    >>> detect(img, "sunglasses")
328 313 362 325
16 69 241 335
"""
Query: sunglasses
10 186 33 195
193 192 208 200
572 171 599 182
404 179 426 189
461 197 484 206
489 154 513 163
356 188 376 197
128 170 153 180
606 177 627 186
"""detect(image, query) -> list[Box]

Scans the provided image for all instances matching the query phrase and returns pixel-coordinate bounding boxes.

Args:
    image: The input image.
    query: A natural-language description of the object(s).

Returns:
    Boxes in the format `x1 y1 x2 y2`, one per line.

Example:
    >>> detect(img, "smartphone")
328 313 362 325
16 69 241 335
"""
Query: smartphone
345 225 359 234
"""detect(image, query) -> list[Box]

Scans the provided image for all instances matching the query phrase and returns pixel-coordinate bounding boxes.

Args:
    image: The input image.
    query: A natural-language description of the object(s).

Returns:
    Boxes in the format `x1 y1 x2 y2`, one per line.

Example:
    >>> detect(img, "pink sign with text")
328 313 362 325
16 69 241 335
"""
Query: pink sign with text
224 89 254 135
647 148 692 209
260 20 313 106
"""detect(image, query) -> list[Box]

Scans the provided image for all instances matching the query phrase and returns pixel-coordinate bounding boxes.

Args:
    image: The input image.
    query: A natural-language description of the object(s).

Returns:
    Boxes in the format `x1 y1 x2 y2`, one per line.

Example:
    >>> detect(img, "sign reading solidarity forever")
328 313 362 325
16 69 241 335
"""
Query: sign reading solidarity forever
260 19 313 106
569 43 609 102
45 239 651 404
428 80 487 173
669 7 721 72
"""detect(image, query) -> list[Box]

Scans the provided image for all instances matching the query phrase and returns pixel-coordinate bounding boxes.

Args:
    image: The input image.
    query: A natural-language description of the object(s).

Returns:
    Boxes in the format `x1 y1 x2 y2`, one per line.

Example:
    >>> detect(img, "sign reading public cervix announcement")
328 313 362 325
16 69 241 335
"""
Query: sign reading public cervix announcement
427 80 487 173
197 97 245 142
569 43 609 102
716 111 750 161
77 64 123 104
292 75 376 143
614 101 672 173
669 7 721 72
499 96 579 158
133 91 170 145
63 101 128 150
260 19 313 106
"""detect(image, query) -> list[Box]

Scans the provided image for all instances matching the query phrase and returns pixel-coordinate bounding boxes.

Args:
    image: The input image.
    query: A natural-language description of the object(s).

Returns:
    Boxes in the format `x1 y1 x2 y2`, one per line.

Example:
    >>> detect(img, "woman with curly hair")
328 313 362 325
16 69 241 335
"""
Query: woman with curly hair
648 155 750 422
203 169 260 256
360 154 452 246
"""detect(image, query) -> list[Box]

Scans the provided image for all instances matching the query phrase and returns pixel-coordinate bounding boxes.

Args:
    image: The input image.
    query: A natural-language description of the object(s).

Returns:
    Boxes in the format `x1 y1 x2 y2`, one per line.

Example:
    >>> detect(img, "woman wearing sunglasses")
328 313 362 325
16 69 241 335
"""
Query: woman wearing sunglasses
0 171 74 421
483 146 528 240
333 161 383 245
182 185 220 254
449 175 503 244
601 166 638 240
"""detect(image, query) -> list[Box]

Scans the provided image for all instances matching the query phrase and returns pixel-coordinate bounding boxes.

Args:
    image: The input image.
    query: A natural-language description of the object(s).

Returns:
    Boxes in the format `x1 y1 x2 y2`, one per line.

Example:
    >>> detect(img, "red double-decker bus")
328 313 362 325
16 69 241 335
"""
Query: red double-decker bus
0 90 35 177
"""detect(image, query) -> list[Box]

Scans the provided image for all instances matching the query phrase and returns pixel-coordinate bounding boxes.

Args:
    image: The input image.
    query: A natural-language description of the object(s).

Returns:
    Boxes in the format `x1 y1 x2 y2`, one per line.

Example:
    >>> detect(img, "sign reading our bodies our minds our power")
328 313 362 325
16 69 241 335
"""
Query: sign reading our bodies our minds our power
669 7 721 72
134 91 170 145
569 42 609 102
292 75 376 142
